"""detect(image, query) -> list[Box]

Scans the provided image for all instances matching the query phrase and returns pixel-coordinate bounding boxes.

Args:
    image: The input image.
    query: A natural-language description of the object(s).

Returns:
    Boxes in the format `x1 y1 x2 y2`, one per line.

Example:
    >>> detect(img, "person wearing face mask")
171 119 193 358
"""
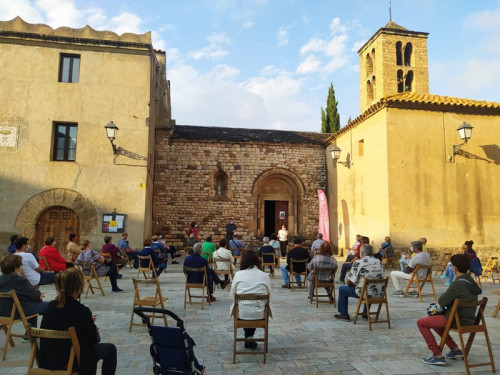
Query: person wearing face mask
226 218 237 243
15 237 56 287
39 237 73 272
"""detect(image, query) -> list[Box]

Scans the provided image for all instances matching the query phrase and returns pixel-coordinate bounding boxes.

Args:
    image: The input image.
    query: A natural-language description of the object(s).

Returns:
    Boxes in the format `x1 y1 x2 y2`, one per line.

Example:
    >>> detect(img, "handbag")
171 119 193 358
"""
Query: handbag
426 302 444 316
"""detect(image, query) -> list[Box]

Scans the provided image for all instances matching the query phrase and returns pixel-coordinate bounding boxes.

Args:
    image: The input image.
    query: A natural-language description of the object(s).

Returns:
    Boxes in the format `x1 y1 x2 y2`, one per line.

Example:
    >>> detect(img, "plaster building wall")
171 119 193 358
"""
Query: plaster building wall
0 17 170 252
153 126 328 250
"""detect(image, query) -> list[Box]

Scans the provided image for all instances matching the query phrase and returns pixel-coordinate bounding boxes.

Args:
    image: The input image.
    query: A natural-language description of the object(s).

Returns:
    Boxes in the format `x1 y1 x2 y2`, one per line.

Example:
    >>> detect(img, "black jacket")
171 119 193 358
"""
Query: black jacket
0 273 41 317
285 246 311 273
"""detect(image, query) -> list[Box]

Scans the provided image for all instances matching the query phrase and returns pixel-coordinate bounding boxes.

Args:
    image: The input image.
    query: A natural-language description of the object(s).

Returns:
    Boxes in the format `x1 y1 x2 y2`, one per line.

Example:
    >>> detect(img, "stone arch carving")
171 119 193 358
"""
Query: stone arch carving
251 168 306 196
15 188 98 242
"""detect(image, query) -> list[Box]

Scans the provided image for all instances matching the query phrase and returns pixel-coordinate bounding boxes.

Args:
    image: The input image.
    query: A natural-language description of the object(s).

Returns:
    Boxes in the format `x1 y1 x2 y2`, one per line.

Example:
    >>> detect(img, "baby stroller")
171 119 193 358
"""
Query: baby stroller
134 307 205 375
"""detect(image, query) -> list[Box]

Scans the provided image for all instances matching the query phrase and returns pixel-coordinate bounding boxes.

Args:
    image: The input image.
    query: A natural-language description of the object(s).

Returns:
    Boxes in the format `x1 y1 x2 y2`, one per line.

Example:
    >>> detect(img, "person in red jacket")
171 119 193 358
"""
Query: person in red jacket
39 237 72 272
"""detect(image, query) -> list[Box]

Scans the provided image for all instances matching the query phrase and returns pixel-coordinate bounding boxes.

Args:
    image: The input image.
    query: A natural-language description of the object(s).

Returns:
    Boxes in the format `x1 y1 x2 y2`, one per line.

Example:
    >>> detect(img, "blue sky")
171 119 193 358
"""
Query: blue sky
1 0 500 131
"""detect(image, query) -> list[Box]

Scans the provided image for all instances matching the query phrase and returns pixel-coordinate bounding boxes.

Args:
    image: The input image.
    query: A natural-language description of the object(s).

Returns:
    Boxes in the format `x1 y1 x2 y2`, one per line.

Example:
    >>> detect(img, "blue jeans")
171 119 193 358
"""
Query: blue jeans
399 257 410 272
281 265 301 286
38 272 56 286
25 301 49 328
339 262 353 282
337 285 364 316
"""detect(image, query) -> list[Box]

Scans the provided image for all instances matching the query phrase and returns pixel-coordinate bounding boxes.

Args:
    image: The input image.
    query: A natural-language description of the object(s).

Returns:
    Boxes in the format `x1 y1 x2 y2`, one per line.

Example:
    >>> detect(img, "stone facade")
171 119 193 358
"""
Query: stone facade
153 126 328 250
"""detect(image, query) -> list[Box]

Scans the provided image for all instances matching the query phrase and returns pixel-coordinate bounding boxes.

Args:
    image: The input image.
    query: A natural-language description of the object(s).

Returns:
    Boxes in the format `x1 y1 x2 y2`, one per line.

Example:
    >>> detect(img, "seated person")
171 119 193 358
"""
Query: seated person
417 254 482 365
102 236 127 269
337 236 369 285
307 241 338 300
66 234 81 263
201 236 216 262
229 233 244 260
39 237 72 272
7 234 19 254
15 237 55 287
183 242 229 302
213 239 235 280
441 240 481 286
400 237 428 270
374 236 393 260
280 237 311 288
186 233 199 248
40 268 117 374
334 244 383 321
391 241 431 297
76 240 123 292
258 237 275 274
346 234 362 260
269 234 280 266
152 235 179 265
137 239 166 278
230 250 272 349
0 254 48 328
310 233 325 255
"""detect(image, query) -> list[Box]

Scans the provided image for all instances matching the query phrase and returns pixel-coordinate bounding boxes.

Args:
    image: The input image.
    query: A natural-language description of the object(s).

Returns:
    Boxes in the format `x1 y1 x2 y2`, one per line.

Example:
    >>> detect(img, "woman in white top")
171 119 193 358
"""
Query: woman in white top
278 225 288 257
230 250 272 349
213 239 235 280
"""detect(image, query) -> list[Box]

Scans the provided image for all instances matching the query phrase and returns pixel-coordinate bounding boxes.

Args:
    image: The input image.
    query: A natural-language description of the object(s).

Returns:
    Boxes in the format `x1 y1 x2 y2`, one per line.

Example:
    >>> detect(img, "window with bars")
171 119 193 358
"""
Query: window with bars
59 54 80 83
53 123 77 161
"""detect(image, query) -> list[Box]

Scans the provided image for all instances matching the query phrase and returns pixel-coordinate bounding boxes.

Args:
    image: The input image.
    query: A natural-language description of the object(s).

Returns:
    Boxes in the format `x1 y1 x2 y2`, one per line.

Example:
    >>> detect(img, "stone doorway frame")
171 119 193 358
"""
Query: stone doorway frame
252 168 306 237
15 188 98 243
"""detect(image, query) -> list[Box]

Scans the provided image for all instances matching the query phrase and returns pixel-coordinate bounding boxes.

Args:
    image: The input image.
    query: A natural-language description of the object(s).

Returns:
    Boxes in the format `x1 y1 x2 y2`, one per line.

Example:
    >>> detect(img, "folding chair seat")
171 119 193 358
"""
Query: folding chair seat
76 263 105 298
137 255 159 280
382 249 395 269
435 252 452 276
129 278 168 332
213 257 232 291
310 266 336 307
492 290 500 318
403 264 437 301
260 253 275 278
27 324 80 374
439 297 495 375
39 256 51 272
230 247 245 265
290 259 308 291
481 256 499 284
232 293 270 364
353 277 391 330
183 267 210 310
0 290 39 361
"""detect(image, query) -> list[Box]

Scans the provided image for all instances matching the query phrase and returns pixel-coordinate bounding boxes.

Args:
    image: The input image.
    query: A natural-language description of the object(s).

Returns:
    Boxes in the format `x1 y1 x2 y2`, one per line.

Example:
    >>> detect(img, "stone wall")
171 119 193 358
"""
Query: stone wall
153 130 327 250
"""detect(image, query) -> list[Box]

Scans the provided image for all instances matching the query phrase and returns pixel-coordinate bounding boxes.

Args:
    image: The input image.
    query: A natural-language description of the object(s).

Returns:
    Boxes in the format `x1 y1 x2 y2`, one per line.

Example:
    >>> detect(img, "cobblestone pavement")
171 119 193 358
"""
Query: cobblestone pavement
1 255 499 374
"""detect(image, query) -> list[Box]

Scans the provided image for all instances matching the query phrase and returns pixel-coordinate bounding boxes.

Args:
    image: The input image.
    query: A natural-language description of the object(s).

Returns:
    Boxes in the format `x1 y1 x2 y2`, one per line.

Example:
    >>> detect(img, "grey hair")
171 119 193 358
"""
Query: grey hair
263 237 270 243
361 244 373 256
193 242 203 254
317 233 323 239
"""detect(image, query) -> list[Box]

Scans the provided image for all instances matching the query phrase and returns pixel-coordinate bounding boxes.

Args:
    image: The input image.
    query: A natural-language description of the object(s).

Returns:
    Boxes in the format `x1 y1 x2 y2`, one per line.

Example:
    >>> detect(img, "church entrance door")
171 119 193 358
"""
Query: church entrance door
35 206 80 256
264 200 288 237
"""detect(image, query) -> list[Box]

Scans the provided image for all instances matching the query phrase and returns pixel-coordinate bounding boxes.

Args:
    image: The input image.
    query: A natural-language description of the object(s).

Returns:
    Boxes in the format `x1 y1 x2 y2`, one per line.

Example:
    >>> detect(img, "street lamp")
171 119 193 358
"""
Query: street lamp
450 122 474 162
330 146 351 167
104 121 119 154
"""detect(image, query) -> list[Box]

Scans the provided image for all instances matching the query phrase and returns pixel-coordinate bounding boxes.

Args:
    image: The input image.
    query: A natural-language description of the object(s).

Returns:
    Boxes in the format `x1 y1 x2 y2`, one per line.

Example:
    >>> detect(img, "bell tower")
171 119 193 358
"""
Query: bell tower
358 21 429 113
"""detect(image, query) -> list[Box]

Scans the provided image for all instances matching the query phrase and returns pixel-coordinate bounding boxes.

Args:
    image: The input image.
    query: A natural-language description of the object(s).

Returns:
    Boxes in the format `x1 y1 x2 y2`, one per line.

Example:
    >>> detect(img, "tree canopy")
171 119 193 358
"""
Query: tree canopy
321 83 340 133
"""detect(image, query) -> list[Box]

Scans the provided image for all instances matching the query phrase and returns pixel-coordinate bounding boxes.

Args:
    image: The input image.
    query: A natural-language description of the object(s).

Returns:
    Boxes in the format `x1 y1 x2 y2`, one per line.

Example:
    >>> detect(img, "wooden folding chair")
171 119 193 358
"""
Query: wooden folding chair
435 252 452 276
183 267 210 309
0 290 39 361
230 247 245 266
382 249 395 269
232 293 270 364
27 324 80 374
310 266 336 308
39 256 51 272
403 264 437 302
260 253 275 277
481 256 499 284
492 290 500 318
290 259 308 291
353 277 391 330
213 257 232 292
137 255 159 280
129 278 168 332
439 297 495 375
76 262 105 298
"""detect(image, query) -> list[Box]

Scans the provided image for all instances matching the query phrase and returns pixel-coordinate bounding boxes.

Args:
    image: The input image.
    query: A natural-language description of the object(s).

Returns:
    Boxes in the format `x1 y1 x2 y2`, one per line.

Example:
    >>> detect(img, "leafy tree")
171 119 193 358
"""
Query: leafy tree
321 83 340 133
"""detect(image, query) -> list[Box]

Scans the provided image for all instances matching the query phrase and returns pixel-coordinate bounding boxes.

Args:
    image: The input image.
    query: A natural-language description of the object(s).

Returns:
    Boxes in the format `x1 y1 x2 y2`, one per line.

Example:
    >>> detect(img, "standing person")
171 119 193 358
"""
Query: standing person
188 222 199 241
101 236 127 269
0 254 48 328
40 268 117 374
7 234 19 254
278 225 288 257
230 250 272 349
226 218 237 243
67 234 81 263
39 237 71 272
213 239 235 281
76 240 123 292
311 233 325 255
417 254 482 365
307 241 338 300
15 237 55 287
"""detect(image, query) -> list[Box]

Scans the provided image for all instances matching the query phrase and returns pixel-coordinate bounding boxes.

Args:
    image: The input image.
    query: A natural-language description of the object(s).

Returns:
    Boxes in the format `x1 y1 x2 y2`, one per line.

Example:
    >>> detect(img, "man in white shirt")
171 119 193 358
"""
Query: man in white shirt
311 233 325 255
213 239 235 280
391 241 431 296
15 237 55 286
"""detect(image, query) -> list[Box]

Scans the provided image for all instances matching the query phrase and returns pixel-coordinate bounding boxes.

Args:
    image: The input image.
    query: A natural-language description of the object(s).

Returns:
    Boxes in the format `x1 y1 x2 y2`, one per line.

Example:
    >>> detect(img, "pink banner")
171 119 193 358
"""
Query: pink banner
317 189 330 243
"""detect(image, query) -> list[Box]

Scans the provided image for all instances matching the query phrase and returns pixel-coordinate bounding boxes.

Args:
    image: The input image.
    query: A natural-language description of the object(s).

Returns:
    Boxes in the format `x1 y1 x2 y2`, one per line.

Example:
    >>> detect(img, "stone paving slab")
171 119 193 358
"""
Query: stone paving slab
1 256 499 374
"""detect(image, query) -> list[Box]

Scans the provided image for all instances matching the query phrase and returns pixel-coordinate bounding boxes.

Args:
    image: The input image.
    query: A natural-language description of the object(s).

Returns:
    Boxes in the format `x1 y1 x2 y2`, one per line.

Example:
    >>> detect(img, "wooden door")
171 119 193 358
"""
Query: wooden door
275 201 288 233
35 207 80 256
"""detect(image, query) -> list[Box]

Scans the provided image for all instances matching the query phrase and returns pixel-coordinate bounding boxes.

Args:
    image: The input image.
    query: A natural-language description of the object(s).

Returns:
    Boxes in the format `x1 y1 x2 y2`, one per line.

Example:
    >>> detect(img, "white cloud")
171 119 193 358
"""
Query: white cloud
445 59 500 100
241 20 253 29
188 32 230 60
35 0 83 27
0 0 43 23
107 12 142 35
463 7 500 53
152 31 167 51
296 55 322 74
277 27 288 46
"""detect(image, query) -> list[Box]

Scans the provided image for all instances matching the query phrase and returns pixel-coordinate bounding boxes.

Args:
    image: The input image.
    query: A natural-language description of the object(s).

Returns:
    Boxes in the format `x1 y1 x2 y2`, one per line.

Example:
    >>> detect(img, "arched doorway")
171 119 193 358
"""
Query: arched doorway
35 206 80 254
252 168 305 237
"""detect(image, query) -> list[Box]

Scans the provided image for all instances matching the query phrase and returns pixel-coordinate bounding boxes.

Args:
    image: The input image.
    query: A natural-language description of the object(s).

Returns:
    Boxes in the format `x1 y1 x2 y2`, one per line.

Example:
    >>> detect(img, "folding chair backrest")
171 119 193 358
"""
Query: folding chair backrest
290 259 308 274
27 324 80 375
0 289 32 328
214 257 231 271
184 267 207 285
313 266 336 283
137 255 157 279
353 277 391 330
